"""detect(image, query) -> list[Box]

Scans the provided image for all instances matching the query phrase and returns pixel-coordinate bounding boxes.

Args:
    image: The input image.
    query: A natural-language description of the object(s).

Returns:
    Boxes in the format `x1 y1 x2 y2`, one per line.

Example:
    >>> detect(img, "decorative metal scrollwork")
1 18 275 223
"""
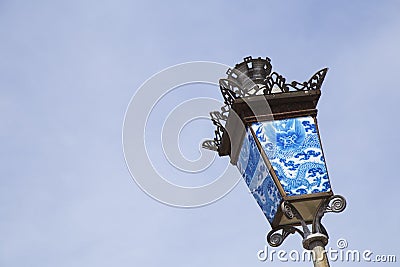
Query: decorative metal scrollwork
288 68 328 91
266 195 347 247
202 110 228 152
282 201 296 219
219 104 230 118
264 72 289 94
219 85 237 106
281 201 311 237
216 57 328 108
214 125 224 147
219 79 243 97
325 195 346 213
312 195 347 236
202 108 229 152
201 140 218 151
210 111 227 126
202 123 225 152
267 226 304 247
204 56 329 154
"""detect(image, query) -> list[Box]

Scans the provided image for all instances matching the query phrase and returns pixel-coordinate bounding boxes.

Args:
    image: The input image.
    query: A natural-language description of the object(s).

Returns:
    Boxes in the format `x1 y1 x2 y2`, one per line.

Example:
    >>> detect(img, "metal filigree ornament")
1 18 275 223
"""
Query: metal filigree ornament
202 56 328 153
266 195 346 249
267 225 304 247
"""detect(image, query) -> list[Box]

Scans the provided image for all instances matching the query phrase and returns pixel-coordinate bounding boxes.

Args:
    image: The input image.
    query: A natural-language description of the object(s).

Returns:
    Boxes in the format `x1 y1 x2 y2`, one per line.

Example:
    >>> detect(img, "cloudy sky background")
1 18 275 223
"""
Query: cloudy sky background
1 1 400 266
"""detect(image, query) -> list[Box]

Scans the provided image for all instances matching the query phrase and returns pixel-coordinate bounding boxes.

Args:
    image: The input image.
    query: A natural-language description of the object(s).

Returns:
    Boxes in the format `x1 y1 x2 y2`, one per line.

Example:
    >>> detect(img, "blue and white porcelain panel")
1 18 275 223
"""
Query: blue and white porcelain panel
251 116 331 196
237 129 282 223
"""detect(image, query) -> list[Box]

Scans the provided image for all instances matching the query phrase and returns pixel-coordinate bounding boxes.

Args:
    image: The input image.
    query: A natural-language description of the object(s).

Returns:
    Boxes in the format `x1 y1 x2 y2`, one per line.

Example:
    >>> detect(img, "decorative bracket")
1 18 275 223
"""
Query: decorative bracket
266 195 346 248
267 225 304 247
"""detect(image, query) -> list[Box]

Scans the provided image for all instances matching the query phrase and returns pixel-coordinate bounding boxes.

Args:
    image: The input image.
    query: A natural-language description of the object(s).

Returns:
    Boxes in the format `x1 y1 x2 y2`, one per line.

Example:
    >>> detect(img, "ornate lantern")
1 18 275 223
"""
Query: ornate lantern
203 56 346 266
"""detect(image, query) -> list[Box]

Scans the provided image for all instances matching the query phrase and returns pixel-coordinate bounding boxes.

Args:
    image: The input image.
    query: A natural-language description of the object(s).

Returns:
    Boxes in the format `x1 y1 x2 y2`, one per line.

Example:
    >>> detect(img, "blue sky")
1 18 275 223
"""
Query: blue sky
1 1 400 266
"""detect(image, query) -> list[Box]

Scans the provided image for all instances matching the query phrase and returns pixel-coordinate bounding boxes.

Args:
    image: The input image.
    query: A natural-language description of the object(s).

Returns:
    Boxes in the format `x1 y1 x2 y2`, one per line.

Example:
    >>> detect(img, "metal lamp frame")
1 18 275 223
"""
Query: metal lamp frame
203 56 346 252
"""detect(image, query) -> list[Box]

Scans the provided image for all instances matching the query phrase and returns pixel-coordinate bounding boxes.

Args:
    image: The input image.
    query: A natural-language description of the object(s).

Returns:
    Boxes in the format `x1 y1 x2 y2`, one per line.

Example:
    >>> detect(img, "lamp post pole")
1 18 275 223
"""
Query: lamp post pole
304 234 330 267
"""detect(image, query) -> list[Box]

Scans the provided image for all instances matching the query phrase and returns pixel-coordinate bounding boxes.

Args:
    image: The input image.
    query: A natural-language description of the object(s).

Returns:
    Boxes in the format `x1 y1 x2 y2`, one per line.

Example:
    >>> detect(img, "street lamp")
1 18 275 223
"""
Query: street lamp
203 56 346 267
